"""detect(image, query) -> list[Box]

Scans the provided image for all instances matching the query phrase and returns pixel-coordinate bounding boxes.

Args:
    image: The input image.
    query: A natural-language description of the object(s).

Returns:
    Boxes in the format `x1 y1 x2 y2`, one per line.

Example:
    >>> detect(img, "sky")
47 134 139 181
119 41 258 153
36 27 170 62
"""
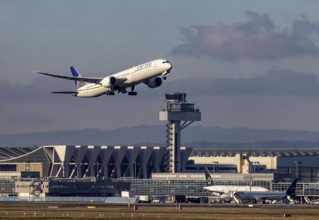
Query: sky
2 0 319 135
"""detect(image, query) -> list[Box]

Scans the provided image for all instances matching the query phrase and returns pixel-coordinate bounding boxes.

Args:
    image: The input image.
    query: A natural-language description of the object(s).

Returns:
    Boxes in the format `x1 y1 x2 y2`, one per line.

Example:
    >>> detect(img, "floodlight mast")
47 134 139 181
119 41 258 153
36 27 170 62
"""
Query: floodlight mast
159 92 201 173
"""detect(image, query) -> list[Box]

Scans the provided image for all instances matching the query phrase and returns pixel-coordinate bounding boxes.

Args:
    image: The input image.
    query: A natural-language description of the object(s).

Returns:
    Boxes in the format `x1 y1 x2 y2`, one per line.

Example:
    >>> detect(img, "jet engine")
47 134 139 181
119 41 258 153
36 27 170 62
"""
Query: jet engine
101 76 117 87
144 77 162 88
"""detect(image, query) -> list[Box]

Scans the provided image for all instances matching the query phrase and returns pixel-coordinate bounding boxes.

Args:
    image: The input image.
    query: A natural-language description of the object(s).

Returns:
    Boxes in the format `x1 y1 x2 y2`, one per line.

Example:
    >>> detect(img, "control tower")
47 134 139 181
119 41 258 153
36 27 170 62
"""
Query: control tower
159 92 201 173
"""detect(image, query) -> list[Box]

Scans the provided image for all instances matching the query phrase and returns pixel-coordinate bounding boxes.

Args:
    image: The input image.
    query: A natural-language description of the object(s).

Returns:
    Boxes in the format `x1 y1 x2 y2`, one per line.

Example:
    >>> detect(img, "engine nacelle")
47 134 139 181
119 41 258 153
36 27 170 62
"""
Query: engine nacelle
144 77 162 88
101 76 117 87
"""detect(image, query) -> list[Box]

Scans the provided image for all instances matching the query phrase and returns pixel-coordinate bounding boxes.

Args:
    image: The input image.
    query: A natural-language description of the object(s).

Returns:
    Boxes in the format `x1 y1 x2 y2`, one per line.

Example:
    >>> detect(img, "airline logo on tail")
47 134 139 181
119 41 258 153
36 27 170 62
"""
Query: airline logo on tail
204 167 214 186
70 66 86 89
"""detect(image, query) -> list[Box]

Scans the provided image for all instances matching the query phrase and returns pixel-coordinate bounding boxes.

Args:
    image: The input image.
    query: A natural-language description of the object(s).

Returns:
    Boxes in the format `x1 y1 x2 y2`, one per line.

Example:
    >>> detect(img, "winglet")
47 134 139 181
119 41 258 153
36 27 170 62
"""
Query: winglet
204 167 215 186
34 71 49 75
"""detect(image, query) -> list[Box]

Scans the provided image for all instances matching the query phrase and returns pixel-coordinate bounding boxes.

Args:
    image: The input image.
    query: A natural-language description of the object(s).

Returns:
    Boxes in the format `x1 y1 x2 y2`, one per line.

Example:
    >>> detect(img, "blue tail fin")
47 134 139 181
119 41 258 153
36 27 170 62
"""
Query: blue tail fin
70 66 86 89
70 66 80 77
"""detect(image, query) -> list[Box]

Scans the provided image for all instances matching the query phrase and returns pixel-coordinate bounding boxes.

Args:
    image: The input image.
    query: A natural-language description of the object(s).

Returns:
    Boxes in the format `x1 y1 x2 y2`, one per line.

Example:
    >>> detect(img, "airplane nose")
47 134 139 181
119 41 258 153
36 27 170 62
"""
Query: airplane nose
167 62 173 73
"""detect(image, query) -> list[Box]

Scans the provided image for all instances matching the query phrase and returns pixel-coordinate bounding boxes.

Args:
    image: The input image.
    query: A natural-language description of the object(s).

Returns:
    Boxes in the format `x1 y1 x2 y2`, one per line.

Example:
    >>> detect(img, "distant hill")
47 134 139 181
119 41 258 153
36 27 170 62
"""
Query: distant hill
1 125 319 148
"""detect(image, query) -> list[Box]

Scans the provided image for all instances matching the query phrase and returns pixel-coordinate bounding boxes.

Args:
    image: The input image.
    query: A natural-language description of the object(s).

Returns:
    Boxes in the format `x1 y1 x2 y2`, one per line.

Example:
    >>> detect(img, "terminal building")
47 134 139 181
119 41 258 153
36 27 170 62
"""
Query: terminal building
0 145 191 179
0 145 319 199
1 92 319 201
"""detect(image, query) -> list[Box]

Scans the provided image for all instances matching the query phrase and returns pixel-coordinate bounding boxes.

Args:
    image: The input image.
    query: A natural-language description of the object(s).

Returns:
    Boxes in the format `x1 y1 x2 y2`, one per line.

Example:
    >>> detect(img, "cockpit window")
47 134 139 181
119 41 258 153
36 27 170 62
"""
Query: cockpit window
163 61 169 64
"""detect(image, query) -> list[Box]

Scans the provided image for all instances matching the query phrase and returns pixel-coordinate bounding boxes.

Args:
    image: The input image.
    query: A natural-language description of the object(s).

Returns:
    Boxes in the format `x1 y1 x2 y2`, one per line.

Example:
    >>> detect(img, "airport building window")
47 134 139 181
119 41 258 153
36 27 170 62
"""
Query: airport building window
0 165 16 171
0 178 15 194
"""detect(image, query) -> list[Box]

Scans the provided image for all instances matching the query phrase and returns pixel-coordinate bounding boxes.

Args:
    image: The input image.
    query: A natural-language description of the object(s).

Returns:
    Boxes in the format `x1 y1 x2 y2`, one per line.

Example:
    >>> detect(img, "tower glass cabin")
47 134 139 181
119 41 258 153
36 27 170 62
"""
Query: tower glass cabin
159 92 201 173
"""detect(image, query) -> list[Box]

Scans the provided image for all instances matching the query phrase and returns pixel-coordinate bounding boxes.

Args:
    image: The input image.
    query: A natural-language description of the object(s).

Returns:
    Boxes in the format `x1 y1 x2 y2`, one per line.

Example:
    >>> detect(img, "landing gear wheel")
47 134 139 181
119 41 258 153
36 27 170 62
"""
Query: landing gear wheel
250 199 257 204
128 91 137 96
128 86 137 96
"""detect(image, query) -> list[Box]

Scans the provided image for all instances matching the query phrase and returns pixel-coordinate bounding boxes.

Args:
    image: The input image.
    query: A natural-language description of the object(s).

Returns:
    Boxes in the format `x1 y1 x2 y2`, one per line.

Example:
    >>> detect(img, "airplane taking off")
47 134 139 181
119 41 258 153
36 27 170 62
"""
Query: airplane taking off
203 167 268 201
35 59 172 97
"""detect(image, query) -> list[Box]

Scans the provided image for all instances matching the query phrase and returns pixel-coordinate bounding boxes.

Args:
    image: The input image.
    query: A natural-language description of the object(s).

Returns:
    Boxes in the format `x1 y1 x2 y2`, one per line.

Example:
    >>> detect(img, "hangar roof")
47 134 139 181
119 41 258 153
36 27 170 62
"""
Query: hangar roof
1 146 319 161
191 149 319 157
0 146 38 160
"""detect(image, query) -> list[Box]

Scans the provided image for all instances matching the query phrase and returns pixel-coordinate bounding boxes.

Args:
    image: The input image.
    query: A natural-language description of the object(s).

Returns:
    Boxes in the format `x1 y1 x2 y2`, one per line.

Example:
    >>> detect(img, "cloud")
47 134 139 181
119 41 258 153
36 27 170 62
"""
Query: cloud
0 78 71 103
165 69 319 97
0 78 166 134
172 12 319 60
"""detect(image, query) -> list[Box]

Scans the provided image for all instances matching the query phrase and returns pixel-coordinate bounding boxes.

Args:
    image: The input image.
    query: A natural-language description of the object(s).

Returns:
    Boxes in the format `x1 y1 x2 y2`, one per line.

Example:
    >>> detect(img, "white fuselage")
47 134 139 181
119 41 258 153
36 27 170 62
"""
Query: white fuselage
204 185 269 200
204 185 269 194
76 59 171 97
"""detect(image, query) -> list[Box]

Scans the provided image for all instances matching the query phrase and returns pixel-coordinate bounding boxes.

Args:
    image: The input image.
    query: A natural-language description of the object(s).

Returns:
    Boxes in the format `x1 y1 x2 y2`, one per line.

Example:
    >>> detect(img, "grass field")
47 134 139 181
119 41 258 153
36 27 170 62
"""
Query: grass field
0 202 317 219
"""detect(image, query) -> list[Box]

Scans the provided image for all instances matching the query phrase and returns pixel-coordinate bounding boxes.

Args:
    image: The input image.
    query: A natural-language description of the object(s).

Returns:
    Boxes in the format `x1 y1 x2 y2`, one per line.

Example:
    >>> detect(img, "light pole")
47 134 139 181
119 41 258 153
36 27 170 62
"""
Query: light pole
294 161 301 179
133 161 137 178
212 161 219 173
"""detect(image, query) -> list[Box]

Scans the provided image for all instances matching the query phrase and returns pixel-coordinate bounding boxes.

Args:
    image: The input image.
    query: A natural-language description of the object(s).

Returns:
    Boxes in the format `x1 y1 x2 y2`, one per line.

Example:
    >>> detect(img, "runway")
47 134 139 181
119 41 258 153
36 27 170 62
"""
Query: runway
0 202 317 219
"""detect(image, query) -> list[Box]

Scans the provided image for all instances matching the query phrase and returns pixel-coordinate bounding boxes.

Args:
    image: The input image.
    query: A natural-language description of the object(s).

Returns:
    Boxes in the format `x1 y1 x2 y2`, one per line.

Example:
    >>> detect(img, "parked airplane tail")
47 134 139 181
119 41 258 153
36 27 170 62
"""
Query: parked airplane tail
204 167 215 186
70 66 86 89
286 179 298 196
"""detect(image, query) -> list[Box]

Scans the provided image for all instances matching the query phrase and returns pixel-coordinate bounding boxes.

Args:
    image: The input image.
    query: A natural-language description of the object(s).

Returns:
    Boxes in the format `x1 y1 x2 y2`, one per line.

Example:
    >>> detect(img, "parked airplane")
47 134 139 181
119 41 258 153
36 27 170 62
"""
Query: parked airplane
35 59 172 97
233 178 298 204
203 167 268 201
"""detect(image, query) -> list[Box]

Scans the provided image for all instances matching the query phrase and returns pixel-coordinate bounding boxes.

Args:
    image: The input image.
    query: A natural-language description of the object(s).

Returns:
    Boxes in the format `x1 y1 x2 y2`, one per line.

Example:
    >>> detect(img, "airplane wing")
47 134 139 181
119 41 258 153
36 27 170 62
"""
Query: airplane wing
203 187 225 195
35 72 103 84
52 91 78 94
